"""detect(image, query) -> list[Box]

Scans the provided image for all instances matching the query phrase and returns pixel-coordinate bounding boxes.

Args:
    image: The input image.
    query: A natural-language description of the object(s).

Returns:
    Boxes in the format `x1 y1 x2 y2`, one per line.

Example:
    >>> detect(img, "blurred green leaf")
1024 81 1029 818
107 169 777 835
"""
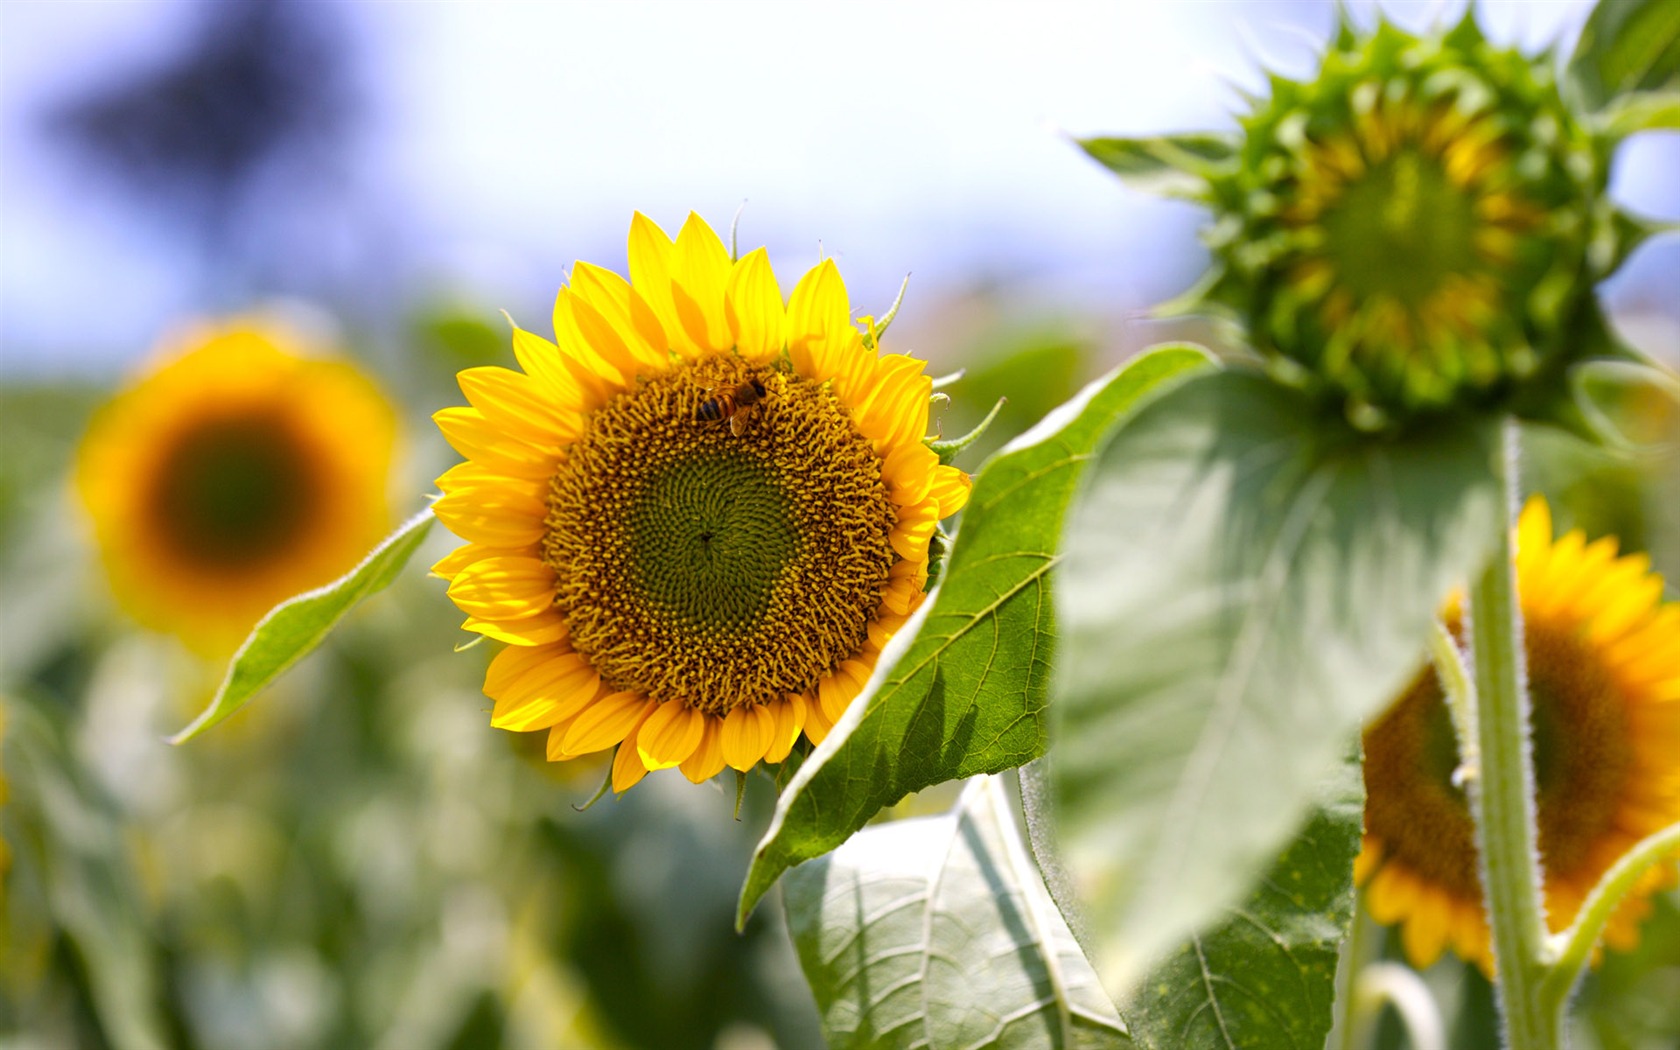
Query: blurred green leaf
1121 755 1361 1050
1077 134 1236 199
2 697 171 1050
1051 370 1500 999
169 508 435 744
941 327 1092 464
739 347 1213 924
1567 0 1680 113
785 776 1130 1050
1602 90 1680 135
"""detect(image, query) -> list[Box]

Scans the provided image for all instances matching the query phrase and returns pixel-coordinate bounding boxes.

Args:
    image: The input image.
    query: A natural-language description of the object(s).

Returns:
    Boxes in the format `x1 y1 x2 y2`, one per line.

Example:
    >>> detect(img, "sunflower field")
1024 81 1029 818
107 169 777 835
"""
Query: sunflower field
3 2 1679 1048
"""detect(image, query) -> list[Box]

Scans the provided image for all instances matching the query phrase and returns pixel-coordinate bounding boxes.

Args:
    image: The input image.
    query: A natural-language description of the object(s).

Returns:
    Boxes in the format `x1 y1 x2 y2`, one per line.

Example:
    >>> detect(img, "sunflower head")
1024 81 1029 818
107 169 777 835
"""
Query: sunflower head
1204 14 1612 429
77 319 399 653
432 213 970 792
1358 497 1680 971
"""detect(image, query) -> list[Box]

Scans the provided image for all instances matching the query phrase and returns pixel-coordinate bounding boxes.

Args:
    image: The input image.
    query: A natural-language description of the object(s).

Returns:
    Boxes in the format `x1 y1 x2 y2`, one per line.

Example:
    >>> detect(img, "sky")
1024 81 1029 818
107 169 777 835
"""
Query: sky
1 0 1674 377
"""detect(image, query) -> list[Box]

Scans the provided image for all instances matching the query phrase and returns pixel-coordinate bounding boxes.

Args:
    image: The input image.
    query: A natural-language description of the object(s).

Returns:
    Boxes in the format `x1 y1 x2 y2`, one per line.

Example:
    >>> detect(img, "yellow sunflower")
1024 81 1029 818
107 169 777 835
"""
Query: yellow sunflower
432 212 971 792
77 319 399 653
1357 497 1680 971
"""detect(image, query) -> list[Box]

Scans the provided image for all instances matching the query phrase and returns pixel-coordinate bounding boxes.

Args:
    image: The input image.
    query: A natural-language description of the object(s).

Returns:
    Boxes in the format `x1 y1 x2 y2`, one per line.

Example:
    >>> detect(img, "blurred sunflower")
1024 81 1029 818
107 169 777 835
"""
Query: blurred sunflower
433 212 970 791
1357 497 1680 971
77 320 398 653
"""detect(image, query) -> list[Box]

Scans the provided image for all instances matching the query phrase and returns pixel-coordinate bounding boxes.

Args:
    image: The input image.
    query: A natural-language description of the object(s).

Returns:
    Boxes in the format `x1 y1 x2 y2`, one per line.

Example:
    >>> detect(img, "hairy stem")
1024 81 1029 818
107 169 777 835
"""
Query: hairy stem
1466 419 1555 1048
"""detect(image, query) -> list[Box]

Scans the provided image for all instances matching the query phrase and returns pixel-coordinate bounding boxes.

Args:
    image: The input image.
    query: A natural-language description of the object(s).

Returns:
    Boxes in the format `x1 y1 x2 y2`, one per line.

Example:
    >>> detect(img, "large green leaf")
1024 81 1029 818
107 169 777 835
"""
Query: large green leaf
1050 370 1500 998
1077 134 1236 199
738 347 1213 923
785 775 1130 1050
1567 0 1680 112
169 508 435 743
1122 755 1362 1050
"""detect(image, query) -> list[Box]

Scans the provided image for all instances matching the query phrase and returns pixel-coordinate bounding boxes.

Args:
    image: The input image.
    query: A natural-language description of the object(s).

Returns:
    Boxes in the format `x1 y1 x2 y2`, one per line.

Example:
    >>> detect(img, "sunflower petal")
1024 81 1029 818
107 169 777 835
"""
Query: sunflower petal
627 212 695 356
680 717 727 783
637 700 707 770
721 704 776 771
433 407 557 478
669 213 733 353
763 694 807 763
725 247 785 362
560 691 653 756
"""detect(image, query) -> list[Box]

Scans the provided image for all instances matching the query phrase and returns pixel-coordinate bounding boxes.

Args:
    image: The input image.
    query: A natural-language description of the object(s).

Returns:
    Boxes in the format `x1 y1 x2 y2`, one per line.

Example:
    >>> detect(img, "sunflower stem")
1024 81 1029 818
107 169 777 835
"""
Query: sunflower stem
1466 418 1555 1049
1538 821 1680 1017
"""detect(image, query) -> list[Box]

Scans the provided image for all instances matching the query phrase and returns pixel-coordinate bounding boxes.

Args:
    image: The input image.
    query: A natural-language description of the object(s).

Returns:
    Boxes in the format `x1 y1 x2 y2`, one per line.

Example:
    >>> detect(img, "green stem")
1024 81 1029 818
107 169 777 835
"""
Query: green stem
1538 822 1680 1014
1466 419 1555 1049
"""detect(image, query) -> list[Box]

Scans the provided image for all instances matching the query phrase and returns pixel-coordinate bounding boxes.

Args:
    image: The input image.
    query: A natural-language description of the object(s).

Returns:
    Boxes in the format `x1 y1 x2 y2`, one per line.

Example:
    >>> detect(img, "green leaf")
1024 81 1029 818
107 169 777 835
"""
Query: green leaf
1077 134 1237 199
1601 89 1680 135
1122 755 1362 1050
785 776 1131 1050
1570 358 1680 453
168 508 436 744
1567 0 1680 112
1050 370 1500 998
3 697 172 1050
738 347 1213 924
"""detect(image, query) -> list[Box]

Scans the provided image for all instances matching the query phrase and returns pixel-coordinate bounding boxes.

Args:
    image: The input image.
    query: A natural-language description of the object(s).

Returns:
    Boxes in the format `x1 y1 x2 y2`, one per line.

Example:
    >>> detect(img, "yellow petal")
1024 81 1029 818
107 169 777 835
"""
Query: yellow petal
764 694 808 763
721 704 775 771
432 487 548 548
627 211 695 356
447 556 557 622
463 611 567 646
560 691 653 756
490 653 599 732
882 443 937 507
1400 892 1451 969
510 326 590 406
569 261 668 372
803 694 835 746
928 466 973 519
786 259 852 379
553 288 636 389
457 365 583 443
725 247 785 362
890 498 940 561
636 700 707 770
433 406 557 479
669 213 733 353
432 543 492 581
679 717 727 783
485 640 572 697
612 718 653 793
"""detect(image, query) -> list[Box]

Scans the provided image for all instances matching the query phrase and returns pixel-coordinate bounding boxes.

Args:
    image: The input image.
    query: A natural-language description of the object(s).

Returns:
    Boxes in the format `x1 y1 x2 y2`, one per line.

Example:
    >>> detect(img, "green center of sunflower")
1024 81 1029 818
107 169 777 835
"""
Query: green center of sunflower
1321 150 1478 308
146 414 319 568
542 353 897 716
1363 617 1636 900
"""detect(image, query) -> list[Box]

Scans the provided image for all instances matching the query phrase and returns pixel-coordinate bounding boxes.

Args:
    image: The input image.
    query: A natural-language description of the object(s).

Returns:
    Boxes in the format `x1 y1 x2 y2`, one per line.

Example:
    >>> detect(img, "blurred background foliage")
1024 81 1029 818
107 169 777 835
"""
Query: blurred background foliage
2 0 1677 1047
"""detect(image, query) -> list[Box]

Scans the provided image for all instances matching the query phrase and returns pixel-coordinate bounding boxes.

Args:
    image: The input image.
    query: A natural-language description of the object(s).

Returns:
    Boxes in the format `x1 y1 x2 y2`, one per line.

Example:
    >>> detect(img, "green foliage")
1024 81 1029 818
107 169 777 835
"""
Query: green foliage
785 776 1129 1050
1121 755 1362 1050
1568 0 1680 112
1050 369 1501 997
168 509 435 743
738 347 1212 924
1076 134 1236 200
1 697 171 1050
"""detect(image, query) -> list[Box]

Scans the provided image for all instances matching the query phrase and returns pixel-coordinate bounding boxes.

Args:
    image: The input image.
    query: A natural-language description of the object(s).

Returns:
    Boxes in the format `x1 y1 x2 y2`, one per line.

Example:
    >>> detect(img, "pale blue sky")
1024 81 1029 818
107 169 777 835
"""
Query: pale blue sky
2 0 1673 376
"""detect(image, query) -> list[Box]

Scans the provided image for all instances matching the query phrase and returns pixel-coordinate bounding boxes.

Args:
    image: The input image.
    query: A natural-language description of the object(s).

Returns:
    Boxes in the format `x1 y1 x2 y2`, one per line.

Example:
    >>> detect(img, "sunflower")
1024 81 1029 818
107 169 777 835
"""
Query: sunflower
1357 497 1680 971
77 319 398 653
1200 17 1608 426
432 213 970 792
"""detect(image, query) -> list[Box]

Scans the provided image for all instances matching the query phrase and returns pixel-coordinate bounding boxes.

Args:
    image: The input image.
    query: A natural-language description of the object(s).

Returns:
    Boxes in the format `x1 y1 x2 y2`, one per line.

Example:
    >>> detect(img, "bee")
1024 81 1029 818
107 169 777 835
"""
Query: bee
695 378 768 437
